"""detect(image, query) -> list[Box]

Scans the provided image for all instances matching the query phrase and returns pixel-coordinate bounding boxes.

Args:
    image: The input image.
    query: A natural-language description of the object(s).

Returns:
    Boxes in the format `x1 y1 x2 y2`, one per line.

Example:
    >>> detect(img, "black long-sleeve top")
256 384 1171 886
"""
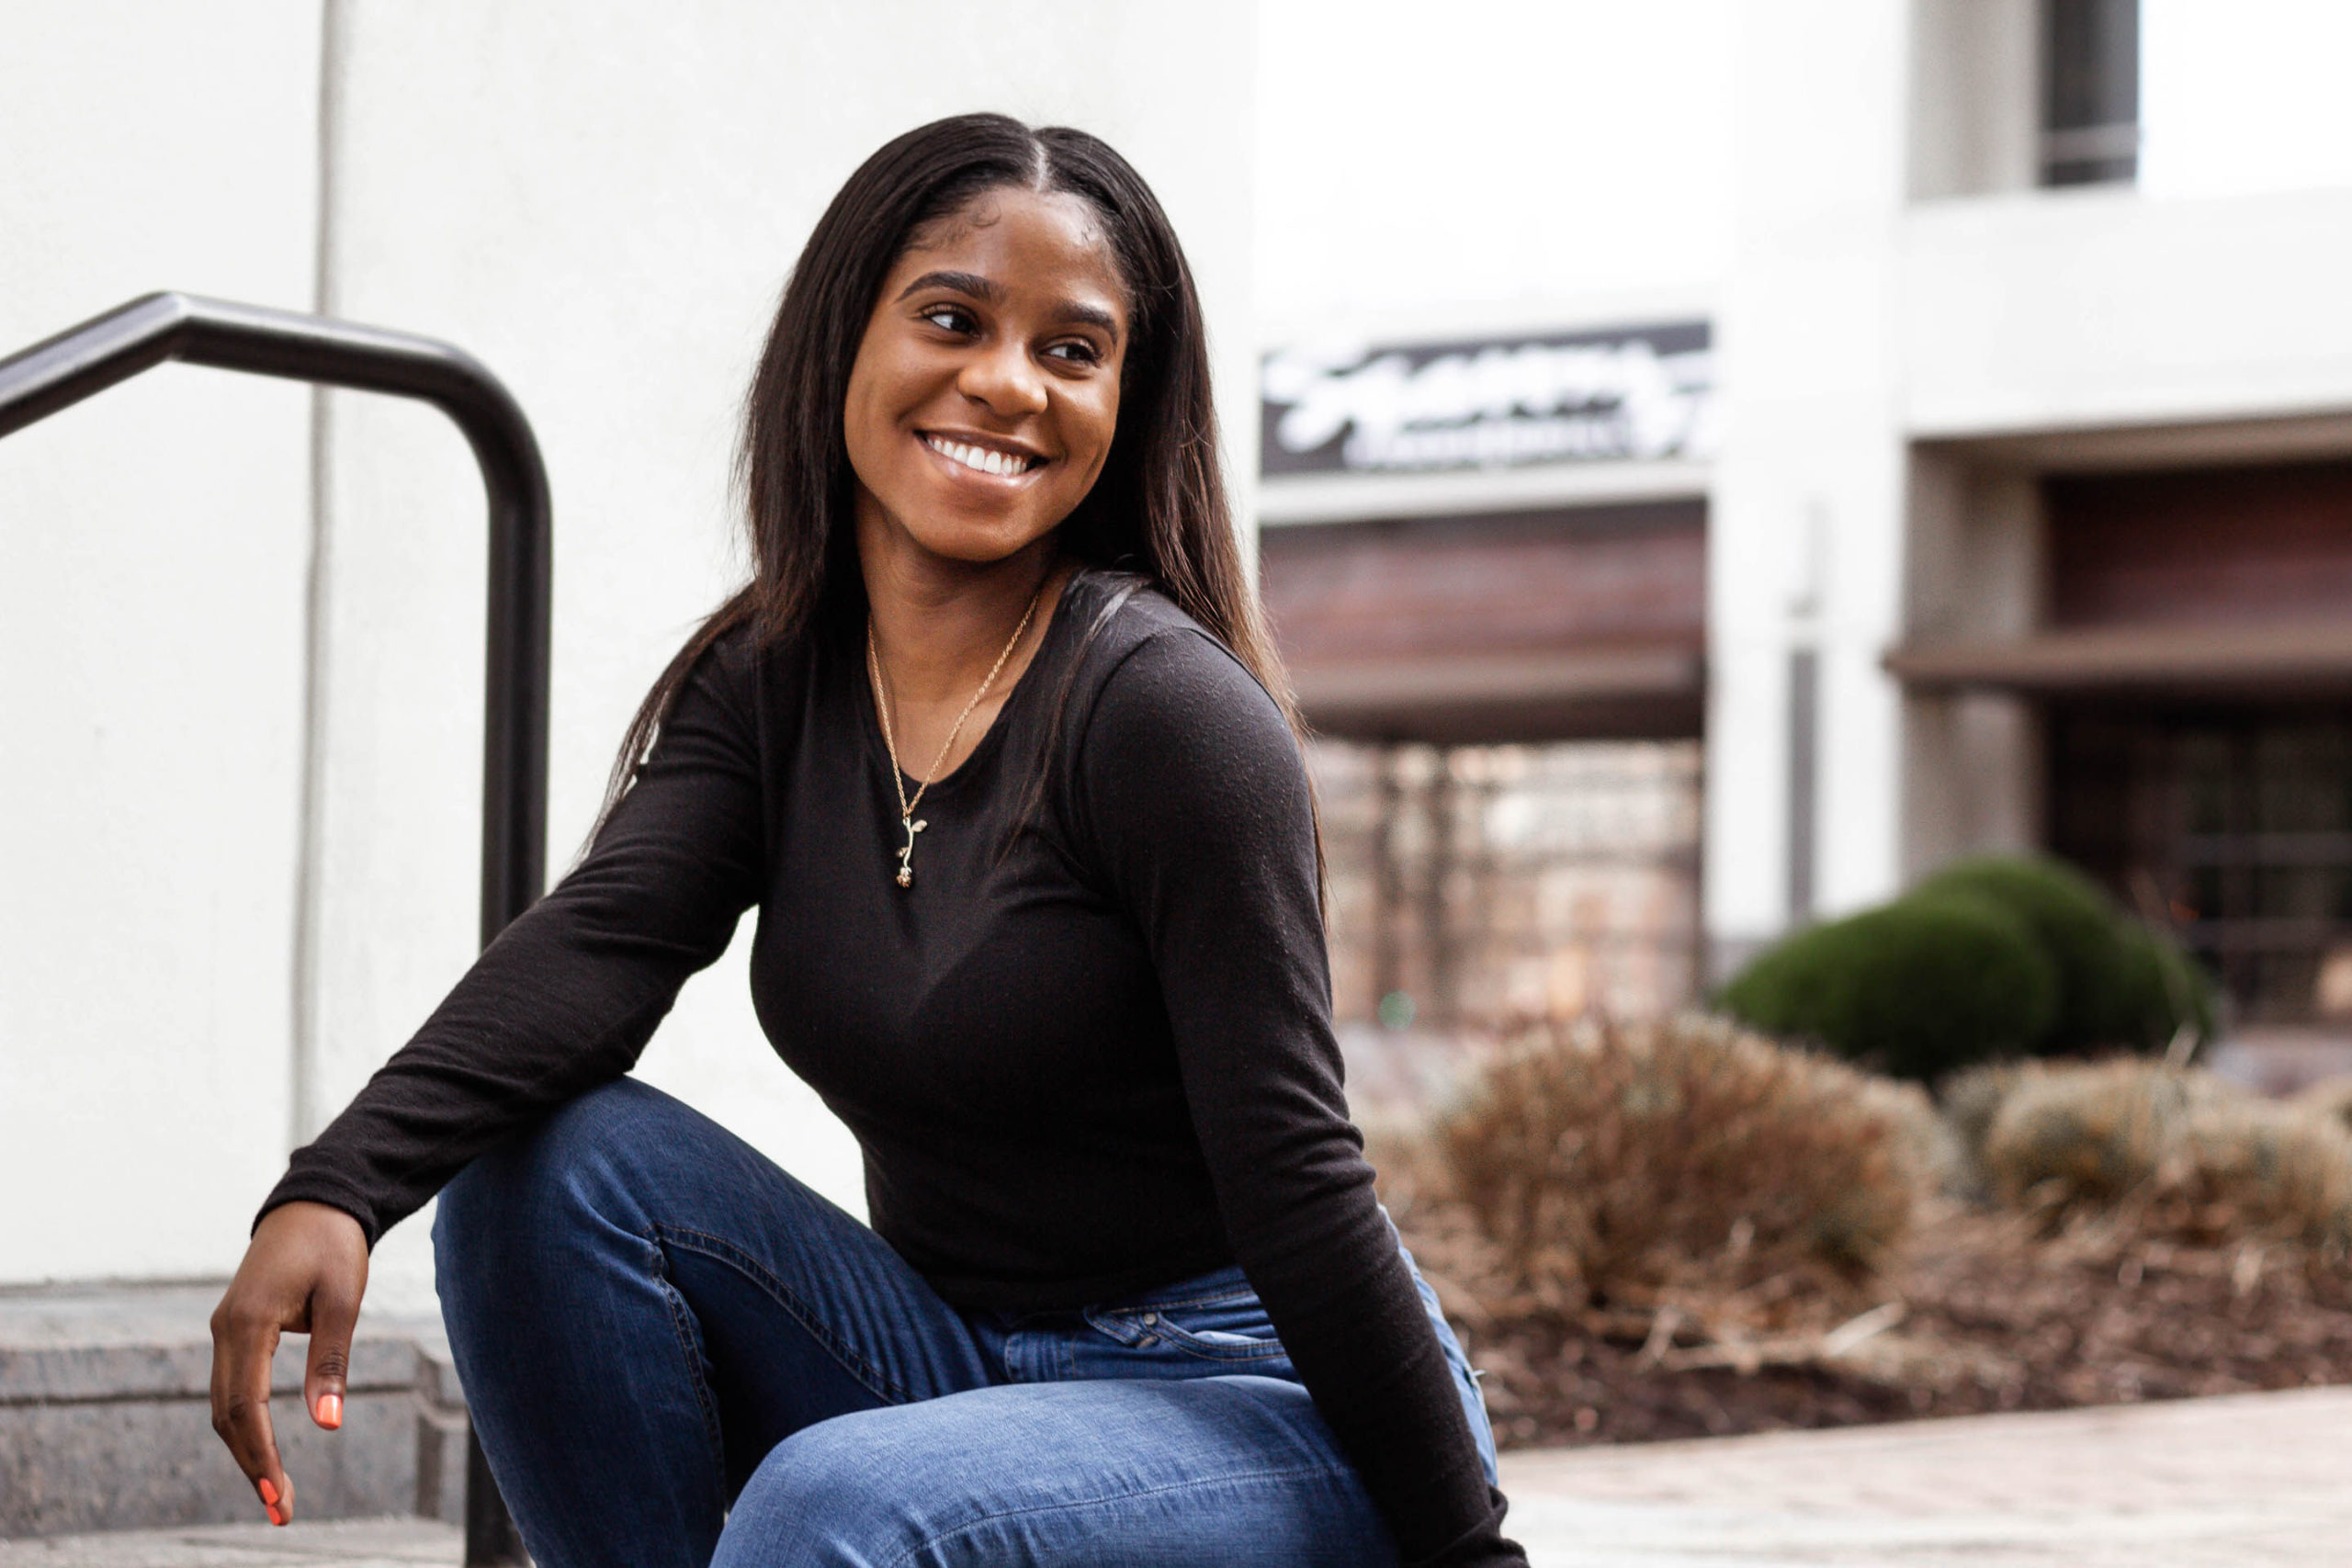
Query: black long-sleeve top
262 569 1523 1566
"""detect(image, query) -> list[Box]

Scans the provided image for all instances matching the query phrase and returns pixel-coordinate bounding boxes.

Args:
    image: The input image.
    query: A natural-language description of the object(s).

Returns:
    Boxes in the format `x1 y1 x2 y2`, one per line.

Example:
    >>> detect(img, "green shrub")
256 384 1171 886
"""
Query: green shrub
2294 1075 2352 1136
1721 855 2218 1080
1917 857 2132 1051
1921 855 2212 1054
2109 916 2218 1053
1717 892 2059 1080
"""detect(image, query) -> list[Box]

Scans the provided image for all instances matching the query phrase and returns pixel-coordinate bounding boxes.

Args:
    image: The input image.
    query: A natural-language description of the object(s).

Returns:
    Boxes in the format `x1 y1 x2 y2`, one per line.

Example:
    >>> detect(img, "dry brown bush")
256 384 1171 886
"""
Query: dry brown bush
1427 1014 1939 1339
2295 1075 2352 1137
1979 1060 2352 1252
1384 1033 2352 1451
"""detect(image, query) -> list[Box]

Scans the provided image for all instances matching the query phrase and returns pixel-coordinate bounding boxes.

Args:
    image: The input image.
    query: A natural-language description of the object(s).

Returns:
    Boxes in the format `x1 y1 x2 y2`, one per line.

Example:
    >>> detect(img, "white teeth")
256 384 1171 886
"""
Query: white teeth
928 435 1032 477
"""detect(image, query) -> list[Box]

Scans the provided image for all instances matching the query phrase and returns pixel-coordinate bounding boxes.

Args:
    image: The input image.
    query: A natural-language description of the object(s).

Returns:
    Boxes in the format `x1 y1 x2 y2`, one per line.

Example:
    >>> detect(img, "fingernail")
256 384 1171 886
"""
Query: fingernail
266 1503 285 1527
317 1393 343 1429
257 1477 278 1506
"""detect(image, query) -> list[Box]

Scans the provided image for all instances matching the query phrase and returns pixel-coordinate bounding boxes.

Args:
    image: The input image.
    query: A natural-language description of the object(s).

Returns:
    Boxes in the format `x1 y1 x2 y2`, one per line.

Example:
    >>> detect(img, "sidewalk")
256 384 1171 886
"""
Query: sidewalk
1498 1384 2352 1565
6 1385 2346 1565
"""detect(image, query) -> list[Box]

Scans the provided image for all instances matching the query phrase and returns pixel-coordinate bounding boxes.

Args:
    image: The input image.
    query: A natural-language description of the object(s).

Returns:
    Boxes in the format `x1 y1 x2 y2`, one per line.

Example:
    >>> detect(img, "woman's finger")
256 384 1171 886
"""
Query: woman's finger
209 1301 294 1525
303 1274 362 1434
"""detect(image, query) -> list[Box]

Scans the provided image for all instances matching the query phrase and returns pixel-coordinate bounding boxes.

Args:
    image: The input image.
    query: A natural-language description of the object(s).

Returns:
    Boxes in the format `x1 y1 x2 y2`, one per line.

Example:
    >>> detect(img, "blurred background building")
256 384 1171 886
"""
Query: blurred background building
5 0 2352 1348
1258 0 2352 1108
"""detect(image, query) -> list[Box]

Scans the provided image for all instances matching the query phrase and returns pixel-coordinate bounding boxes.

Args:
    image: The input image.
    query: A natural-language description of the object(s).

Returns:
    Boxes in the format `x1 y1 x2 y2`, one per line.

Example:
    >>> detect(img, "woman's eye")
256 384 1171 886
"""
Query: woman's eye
920 305 975 333
1045 340 1102 366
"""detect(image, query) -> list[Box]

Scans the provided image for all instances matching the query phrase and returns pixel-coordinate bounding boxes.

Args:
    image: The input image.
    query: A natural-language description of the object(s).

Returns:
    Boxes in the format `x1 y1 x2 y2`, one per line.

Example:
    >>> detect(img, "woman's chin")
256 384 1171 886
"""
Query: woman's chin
901 520 1062 571
854 478 1070 573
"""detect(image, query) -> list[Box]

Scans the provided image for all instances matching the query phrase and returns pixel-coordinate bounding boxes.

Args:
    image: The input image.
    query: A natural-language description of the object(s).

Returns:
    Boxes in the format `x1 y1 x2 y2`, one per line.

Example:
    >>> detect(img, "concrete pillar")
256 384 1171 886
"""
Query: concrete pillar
1705 0 1913 973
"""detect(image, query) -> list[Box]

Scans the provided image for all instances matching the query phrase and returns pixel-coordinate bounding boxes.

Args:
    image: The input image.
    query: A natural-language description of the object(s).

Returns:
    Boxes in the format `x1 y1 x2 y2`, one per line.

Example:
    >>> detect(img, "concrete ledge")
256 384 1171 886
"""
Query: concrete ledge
0 1284 465 1540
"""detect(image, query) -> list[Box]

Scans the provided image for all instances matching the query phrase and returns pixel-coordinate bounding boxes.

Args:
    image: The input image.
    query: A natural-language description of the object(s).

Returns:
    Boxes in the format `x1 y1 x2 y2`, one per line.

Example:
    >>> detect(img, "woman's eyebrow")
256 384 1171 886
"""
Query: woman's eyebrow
895 269 998 303
894 269 1121 337
1057 300 1121 336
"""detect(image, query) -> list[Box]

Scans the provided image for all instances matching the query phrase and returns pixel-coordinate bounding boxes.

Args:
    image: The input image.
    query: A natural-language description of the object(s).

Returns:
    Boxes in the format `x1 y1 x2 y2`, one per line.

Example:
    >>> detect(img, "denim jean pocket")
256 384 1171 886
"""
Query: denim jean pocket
1080 1268 1295 1367
1080 1302 1291 1361
1155 1298 1292 1361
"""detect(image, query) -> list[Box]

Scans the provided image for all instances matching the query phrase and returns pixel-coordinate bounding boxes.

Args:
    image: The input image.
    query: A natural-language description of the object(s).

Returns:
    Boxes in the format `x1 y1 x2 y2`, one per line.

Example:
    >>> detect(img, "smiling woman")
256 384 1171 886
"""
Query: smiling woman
845 194 1126 570
206 114 1524 1568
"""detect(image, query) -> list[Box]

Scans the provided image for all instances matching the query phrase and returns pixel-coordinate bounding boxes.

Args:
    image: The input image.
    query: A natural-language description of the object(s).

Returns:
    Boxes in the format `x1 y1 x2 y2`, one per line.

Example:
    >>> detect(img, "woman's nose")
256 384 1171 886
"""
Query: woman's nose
956 341 1048 417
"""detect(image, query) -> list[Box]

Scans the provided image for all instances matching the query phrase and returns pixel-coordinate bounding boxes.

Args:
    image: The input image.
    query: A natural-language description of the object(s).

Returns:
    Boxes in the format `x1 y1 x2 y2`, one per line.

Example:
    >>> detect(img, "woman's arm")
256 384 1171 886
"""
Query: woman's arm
211 633 769 1521
257 632 769 1244
1073 626 1526 1568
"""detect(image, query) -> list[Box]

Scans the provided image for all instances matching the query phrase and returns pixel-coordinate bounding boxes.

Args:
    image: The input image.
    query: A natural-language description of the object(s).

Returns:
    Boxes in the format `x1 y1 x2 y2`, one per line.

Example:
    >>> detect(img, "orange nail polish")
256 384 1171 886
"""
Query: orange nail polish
266 1504 284 1526
257 1477 278 1506
317 1393 343 1429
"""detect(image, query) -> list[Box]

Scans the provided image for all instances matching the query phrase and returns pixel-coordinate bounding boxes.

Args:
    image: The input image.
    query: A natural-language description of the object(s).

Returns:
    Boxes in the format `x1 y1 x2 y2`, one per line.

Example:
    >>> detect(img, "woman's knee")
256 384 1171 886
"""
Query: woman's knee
716 1393 1387 1568
435 1077 678 1261
715 1415 938 1568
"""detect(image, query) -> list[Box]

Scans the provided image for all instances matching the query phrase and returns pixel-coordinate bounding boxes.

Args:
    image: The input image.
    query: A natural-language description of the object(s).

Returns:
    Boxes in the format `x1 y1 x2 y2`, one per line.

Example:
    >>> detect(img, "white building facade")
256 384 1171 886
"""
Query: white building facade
1258 0 2352 1047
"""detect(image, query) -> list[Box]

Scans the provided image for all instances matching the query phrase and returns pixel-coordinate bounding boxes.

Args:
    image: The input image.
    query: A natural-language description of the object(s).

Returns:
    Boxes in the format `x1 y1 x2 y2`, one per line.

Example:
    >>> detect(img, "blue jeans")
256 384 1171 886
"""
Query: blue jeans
433 1078 1496 1567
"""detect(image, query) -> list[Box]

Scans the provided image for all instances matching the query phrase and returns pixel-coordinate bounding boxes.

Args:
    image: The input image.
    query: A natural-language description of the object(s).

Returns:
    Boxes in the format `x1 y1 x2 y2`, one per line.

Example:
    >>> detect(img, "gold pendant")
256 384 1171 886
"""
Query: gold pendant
895 816 926 888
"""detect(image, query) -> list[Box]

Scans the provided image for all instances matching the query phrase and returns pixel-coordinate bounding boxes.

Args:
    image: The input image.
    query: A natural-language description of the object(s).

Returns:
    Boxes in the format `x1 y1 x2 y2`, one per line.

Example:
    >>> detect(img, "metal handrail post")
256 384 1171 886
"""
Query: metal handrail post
0 291 546 1563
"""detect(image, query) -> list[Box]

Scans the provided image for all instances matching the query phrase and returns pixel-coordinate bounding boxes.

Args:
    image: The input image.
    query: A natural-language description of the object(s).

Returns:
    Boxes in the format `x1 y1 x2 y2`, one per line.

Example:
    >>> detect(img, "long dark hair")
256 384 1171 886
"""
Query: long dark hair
595 112 1307 840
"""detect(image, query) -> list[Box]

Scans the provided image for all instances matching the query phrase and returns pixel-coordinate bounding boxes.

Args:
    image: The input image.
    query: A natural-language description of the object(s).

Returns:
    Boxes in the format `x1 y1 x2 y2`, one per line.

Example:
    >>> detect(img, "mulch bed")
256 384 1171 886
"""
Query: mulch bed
1392 1195 2352 1450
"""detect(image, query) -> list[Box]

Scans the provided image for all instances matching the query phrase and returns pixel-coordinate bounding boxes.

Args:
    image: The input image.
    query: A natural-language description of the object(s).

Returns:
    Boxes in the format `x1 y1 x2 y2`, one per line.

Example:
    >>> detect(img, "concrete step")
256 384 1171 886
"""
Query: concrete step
0 1283 466 1540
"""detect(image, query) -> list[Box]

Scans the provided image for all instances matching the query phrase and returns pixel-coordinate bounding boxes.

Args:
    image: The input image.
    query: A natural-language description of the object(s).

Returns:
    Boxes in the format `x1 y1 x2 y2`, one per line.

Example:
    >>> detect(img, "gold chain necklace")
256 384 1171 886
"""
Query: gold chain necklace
865 579 1047 889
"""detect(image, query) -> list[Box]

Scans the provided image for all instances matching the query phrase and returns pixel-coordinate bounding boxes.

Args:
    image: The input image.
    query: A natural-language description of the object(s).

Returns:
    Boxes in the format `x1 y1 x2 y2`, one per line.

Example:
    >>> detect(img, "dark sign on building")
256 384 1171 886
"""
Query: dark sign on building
1260 321 1714 478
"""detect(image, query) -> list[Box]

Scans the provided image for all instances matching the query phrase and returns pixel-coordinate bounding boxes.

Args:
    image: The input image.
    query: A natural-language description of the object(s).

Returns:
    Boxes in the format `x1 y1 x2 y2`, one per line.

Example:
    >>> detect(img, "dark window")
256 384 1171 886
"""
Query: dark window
2051 705 2352 1026
2043 0 2140 186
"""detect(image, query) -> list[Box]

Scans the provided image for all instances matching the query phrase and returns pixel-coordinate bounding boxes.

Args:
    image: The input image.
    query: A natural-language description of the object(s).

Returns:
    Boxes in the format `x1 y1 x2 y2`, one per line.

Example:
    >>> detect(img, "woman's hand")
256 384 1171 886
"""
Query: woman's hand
208 1201 369 1526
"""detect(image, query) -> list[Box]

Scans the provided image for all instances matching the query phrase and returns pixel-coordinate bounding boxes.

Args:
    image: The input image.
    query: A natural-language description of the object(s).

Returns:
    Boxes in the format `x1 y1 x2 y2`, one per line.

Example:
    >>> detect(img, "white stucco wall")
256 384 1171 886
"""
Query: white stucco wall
4 1 1254 1304
0 1 323 1284
1905 184 2352 438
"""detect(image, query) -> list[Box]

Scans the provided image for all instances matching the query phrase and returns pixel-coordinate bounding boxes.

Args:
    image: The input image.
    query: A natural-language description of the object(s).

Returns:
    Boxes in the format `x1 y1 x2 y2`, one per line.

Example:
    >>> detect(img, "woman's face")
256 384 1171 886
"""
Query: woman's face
843 186 1130 570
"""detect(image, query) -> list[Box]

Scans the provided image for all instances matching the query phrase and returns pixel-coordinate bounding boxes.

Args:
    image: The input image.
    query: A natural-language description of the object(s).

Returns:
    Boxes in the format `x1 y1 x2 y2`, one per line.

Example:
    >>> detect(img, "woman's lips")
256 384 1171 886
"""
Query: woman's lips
921 431 1047 482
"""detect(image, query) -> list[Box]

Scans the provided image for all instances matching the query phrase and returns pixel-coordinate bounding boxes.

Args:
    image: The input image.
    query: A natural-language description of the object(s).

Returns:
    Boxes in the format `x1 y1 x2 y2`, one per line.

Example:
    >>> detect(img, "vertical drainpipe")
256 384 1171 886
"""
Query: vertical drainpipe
1785 502 1826 927
289 0 347 1148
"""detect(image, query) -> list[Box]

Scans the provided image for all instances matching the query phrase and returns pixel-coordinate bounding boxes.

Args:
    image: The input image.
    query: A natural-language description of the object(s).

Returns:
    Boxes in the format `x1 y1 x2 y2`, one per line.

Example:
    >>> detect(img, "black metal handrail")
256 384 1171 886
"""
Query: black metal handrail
0 291 544 1563
0 291 550 943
